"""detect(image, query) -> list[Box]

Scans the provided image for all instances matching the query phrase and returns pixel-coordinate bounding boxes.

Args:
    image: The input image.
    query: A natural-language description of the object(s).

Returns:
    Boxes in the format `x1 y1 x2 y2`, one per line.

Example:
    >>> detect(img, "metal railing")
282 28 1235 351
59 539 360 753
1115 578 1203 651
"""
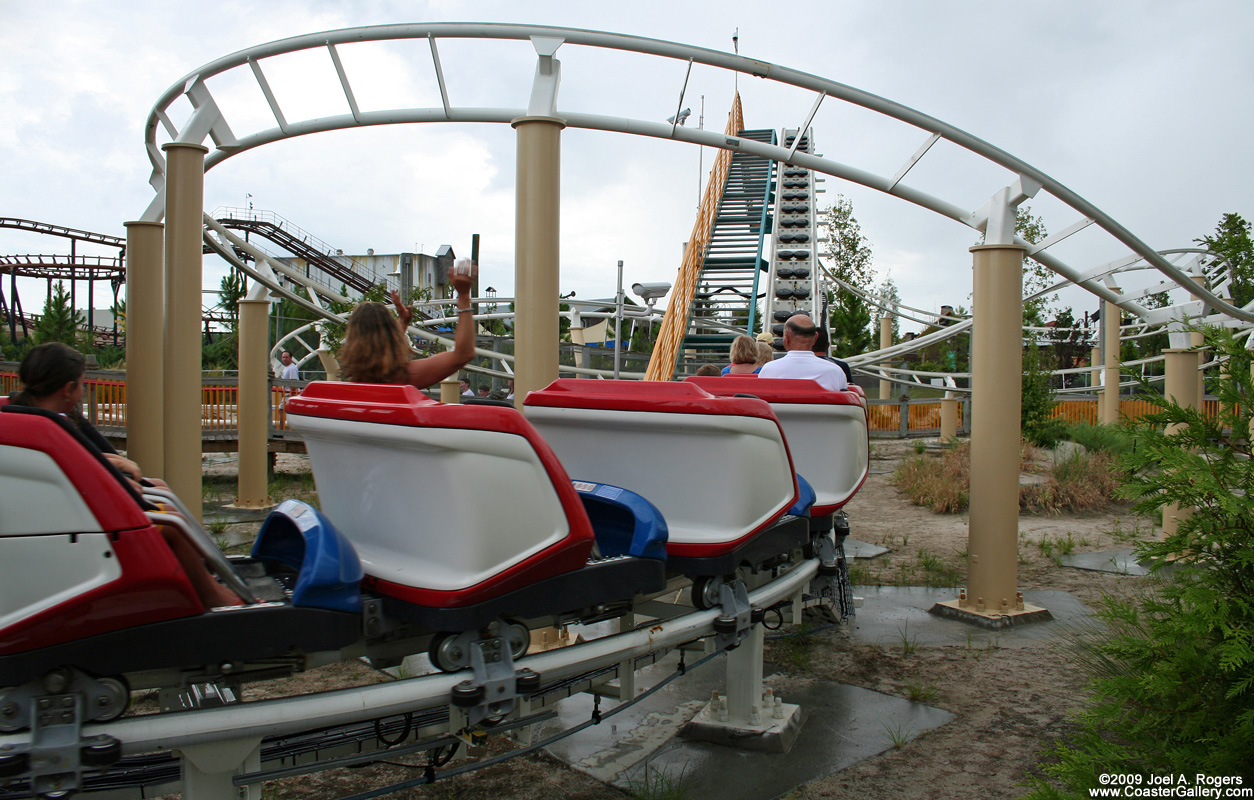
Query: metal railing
645 93 744 380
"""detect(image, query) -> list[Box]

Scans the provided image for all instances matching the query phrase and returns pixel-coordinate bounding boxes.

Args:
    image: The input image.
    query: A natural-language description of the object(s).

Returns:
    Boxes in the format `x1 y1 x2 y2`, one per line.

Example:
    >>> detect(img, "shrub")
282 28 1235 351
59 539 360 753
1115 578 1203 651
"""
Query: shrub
1062 420 1129 455
1019 451 1121 515
1025 326 1254 795
1023 343 1066 448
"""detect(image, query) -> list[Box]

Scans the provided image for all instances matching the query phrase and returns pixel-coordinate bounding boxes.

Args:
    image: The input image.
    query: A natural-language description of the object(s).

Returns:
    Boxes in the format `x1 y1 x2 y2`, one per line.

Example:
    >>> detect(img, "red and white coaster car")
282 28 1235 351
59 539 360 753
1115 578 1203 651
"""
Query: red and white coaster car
0 407 363 697
523 380 810 577
685 376 869 518
285 382 667 637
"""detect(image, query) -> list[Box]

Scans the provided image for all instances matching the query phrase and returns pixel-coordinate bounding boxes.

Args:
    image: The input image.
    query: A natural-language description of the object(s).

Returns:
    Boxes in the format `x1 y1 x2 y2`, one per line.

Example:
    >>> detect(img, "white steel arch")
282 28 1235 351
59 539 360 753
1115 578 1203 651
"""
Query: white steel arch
141 22 1252 329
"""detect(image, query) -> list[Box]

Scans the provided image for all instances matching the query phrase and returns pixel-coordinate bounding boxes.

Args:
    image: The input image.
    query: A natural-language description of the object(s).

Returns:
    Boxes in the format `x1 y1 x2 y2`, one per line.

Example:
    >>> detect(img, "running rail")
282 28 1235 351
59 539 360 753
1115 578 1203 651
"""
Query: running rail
74 559 818 755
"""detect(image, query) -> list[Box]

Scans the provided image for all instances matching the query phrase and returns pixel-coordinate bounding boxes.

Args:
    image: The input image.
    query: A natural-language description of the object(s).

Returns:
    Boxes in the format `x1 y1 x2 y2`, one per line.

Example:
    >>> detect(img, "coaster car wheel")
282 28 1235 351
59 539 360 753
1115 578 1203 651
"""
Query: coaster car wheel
502 618 530 661
428 632 471 673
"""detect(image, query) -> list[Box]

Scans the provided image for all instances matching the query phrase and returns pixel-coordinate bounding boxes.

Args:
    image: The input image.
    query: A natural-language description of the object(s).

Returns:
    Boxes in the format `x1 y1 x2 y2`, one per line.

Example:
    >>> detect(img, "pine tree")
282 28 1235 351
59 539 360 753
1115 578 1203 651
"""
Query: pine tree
1196 212 1254 307
33 281 84 346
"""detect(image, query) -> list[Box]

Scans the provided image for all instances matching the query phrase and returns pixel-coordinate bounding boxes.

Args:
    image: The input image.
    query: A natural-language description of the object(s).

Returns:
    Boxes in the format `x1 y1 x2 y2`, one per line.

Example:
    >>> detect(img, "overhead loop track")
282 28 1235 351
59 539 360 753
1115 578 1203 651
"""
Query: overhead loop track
140 23 1253 325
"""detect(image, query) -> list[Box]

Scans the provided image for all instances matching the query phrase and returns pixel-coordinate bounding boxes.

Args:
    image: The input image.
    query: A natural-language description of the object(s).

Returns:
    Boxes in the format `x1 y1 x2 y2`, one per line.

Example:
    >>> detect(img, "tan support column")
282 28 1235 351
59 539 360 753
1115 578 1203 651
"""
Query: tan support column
1161 348 1201 537
440 377 461 404
511 115 565 409
161 142 209 519
124 221 165 477
235 298 272 509
1101 297 1122 425
940 396 958 441
1089 346 1101 398
879 315 893 400
966 244 1025 615
933 243 1048 626
315 348 340 381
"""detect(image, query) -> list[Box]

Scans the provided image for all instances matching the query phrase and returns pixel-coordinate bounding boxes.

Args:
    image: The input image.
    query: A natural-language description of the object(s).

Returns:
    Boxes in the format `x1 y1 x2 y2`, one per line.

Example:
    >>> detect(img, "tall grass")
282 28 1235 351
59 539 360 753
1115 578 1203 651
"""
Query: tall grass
893 441 1120 515
892 442 970 513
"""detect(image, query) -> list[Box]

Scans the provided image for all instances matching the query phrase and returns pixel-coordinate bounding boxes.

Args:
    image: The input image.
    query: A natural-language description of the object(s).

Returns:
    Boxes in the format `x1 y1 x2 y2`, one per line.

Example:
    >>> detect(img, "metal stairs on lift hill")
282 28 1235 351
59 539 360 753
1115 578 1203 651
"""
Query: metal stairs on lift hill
213 217 377 295
676 129 777 376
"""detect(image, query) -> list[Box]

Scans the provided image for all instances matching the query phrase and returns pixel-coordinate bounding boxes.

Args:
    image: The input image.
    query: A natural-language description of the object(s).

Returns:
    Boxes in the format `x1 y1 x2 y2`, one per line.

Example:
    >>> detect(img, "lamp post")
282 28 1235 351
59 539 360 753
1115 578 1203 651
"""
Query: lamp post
614 260 624 379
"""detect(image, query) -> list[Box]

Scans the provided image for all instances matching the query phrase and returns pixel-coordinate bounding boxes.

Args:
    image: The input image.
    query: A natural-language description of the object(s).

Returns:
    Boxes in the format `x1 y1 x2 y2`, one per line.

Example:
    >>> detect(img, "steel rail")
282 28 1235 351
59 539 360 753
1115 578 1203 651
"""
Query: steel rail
69 559 817 755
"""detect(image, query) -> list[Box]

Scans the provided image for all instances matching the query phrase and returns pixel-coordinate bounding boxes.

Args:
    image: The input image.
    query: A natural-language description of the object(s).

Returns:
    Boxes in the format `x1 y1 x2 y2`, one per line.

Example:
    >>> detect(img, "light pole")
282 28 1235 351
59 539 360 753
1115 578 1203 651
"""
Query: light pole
614 260 624 379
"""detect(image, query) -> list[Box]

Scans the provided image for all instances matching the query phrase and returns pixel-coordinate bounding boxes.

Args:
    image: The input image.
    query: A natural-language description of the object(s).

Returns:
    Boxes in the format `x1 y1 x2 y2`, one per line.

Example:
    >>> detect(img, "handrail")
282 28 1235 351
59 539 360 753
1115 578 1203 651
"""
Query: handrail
645 93 743 381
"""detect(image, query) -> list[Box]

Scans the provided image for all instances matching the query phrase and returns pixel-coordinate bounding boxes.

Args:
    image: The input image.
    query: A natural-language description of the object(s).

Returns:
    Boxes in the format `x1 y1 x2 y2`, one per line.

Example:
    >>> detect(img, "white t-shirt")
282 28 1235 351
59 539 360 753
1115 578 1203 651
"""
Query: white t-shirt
280 363 299 380
757 350 848 391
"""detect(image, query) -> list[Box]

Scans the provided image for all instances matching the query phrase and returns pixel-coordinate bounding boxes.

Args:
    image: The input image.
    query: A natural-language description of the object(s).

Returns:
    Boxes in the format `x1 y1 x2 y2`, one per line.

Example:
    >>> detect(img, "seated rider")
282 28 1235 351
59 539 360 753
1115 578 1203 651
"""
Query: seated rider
8 342 241 607
722 334 762 375
9 342 154 490
339 260 476 389
757 314 848 391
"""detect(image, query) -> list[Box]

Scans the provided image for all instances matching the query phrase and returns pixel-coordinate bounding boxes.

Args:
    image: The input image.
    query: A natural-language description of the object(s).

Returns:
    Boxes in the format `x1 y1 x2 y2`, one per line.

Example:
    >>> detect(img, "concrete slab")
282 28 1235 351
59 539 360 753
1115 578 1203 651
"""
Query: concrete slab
845 538 890 559
539 586 1090 797
1058 548 1150 576
847 587 1094 649
540 651 953 800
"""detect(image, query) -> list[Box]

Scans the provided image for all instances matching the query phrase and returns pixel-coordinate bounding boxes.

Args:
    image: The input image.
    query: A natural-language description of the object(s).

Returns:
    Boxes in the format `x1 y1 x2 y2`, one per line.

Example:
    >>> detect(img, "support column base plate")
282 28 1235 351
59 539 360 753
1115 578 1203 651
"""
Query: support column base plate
928 600 1053 629
679 702 804 753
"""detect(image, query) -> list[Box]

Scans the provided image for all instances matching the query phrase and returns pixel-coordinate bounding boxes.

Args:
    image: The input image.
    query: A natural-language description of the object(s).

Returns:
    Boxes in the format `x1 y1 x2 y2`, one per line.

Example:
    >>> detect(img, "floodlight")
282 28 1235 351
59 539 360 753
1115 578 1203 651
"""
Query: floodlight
632 282 672 302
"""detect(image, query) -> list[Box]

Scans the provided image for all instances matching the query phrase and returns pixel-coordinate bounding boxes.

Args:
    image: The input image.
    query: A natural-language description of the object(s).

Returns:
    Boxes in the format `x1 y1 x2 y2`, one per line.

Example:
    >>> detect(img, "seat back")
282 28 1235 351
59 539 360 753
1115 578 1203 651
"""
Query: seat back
0 410 201 658
286 382 594 607
524 380 798 558
686 376 869 513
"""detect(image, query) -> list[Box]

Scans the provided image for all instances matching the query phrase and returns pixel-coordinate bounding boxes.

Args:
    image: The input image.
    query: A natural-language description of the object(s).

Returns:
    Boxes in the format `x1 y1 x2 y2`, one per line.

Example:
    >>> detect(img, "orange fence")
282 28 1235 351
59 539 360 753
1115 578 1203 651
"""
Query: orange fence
0 367 1222 440
867 398 970 437
1 369 299 436
867 395 1221 437
1048 397 1223 425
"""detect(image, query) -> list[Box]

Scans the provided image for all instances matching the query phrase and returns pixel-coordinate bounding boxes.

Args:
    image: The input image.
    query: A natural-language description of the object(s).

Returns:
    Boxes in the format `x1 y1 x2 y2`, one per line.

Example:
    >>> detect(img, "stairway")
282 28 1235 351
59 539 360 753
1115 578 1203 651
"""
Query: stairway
673 129 777 376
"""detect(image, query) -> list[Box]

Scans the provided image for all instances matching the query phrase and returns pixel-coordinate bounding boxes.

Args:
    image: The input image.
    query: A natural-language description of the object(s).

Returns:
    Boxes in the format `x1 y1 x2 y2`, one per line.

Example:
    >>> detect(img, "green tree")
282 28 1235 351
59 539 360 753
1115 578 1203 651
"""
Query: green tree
1025 326 1254 795
1196 212 1254 307
820 195 876 355
110 295 126 335
218 268 248 328
1046 307 1092 389
33 281 84 346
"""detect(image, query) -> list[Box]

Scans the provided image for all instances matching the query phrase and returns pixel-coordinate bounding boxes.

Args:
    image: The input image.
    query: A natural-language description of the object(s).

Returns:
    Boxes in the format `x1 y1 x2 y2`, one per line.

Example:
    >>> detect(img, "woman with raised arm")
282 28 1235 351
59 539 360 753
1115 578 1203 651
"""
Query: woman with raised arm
339 259 477 388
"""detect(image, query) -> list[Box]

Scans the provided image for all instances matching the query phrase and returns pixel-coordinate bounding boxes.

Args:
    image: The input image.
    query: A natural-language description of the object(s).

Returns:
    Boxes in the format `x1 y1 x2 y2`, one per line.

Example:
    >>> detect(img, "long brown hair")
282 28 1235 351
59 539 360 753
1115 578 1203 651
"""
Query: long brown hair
338 302 410 384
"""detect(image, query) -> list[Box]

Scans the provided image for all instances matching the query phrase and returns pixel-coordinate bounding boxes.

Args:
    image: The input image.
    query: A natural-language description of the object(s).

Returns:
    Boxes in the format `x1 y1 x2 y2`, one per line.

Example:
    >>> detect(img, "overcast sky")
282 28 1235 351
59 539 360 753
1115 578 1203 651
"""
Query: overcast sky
2 0 1251 333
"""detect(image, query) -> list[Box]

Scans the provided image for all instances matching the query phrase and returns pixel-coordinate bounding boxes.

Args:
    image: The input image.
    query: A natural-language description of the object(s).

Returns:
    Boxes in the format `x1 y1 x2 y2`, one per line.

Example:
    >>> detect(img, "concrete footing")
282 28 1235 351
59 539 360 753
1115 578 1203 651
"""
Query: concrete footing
680 701 804 753
928 600 1053 629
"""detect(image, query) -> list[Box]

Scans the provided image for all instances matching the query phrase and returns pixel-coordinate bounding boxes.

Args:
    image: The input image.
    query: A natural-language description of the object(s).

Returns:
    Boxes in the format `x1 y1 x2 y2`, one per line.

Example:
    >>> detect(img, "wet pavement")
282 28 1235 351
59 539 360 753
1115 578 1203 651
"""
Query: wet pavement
541 586 1092 798
540 648 955 799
